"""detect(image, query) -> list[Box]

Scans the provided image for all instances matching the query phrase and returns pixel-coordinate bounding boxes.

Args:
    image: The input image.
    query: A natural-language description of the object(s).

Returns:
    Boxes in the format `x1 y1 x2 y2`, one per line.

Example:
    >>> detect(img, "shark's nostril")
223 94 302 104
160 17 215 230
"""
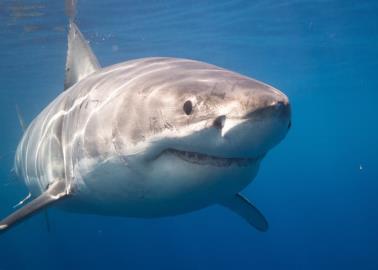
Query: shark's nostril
274 101 286 110
288 121 292 129
213 115 226 129
273 100 291 119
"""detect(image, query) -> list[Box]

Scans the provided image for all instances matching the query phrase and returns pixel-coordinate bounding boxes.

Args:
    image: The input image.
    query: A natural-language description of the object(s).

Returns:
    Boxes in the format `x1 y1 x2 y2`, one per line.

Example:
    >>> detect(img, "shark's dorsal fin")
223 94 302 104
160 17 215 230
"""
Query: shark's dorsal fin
64 21 101 90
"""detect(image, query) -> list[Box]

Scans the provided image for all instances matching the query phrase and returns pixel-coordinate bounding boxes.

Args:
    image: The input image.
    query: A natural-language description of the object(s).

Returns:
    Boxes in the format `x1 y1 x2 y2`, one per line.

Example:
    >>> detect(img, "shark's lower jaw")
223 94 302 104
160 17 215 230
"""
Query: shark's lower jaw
163 149 260 167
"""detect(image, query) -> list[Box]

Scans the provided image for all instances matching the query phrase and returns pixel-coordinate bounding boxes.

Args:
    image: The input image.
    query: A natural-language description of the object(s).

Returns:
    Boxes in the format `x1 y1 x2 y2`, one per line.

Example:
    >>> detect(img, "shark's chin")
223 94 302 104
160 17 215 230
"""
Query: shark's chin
159 148 263 167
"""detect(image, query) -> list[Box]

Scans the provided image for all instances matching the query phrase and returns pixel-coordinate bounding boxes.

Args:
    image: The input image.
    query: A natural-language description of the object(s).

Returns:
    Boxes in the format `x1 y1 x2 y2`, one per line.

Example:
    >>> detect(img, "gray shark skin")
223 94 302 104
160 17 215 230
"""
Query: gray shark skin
0 22 291 233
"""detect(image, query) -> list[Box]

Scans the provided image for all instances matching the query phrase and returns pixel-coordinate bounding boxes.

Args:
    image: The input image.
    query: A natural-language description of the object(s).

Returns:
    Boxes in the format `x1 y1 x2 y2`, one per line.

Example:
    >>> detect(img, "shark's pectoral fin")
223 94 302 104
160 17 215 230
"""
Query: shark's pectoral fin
220 193 268 232
0 181 67 233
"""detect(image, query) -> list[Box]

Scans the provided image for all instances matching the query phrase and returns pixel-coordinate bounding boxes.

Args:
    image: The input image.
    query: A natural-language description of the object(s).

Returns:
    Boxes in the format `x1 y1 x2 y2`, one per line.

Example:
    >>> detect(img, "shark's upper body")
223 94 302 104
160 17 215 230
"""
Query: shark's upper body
0 22 291 233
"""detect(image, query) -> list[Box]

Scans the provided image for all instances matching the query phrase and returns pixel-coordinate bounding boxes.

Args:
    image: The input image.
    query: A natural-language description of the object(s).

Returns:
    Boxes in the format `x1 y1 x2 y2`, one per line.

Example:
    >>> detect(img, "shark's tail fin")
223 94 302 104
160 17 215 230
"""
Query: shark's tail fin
15 104 26 132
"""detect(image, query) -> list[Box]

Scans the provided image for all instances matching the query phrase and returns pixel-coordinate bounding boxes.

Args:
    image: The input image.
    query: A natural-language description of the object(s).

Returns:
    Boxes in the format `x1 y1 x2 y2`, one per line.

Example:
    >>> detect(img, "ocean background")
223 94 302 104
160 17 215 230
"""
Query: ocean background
0 0 377 269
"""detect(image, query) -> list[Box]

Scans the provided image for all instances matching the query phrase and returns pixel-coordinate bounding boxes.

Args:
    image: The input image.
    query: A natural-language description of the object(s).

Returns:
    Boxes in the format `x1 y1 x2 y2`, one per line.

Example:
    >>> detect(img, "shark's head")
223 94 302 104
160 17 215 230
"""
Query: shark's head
111 58 290 210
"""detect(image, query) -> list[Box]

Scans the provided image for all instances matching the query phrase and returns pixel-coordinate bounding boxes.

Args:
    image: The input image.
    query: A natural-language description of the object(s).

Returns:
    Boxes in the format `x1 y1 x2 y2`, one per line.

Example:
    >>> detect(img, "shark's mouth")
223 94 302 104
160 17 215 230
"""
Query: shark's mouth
163 149 260 167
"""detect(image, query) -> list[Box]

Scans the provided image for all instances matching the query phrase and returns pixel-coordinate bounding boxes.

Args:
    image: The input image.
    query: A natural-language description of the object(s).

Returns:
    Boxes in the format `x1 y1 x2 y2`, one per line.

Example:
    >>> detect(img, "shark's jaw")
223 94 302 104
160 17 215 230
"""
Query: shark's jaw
157 148 263 168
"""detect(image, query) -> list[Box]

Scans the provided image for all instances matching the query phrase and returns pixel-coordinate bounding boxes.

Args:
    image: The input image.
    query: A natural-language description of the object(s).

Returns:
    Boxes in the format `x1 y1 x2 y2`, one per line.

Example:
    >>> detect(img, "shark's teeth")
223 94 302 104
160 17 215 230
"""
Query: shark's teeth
165 149 258 167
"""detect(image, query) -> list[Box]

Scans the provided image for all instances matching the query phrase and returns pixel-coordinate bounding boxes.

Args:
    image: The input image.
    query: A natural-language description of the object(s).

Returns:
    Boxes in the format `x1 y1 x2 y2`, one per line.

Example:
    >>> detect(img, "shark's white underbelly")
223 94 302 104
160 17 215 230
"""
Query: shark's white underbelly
63 153 260 217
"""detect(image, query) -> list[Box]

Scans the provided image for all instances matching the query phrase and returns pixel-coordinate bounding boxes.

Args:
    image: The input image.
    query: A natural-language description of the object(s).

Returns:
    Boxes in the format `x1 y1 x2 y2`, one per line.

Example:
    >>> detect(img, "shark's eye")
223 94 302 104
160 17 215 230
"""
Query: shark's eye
183 100 193 115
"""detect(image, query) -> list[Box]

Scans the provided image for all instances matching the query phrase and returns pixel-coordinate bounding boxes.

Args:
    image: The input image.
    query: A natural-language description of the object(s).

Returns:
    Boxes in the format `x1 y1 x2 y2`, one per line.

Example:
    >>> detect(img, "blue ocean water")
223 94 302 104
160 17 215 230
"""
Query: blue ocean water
0 0 377 269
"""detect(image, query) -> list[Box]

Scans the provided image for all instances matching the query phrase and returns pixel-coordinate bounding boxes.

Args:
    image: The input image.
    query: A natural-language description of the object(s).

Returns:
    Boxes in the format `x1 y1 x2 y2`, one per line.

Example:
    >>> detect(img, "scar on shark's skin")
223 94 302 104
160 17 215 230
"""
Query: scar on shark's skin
0 21 291 233
210 83 227 100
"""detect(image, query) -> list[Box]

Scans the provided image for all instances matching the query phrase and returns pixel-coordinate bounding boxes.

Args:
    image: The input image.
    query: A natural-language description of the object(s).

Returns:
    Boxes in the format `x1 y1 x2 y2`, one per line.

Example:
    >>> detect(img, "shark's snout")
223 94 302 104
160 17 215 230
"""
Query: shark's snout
207 85 291 158
244 99 291 124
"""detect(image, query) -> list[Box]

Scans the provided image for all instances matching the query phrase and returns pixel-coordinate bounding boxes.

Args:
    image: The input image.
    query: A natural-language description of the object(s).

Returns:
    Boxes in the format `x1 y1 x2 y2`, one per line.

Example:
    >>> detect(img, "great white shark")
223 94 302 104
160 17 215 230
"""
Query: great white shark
0 22 291 233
